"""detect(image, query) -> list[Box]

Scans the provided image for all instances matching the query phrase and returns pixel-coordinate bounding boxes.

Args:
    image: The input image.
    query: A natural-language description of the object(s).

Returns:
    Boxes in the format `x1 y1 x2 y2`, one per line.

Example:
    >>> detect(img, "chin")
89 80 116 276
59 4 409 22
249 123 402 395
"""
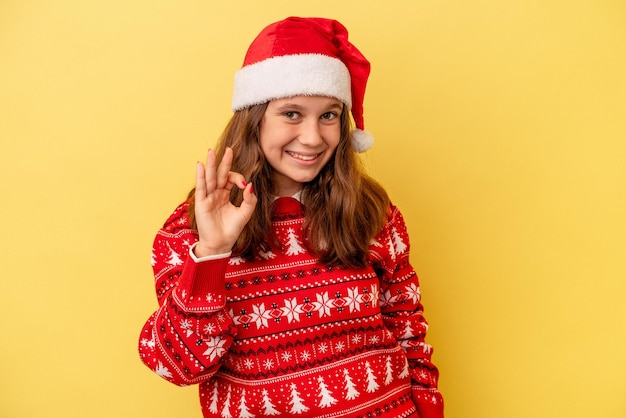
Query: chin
295 173 322 184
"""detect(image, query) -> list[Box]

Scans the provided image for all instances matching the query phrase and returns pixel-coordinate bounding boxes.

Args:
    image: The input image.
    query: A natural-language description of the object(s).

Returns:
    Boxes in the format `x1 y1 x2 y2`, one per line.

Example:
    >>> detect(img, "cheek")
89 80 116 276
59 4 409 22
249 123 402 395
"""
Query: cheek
258 126 276 154
324 126 342 151
259 123 293 150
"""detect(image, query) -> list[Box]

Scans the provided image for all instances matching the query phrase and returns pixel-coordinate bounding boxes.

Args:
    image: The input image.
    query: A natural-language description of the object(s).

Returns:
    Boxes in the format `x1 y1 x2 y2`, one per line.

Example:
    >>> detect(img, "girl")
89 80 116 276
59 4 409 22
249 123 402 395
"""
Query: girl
139 16 444 418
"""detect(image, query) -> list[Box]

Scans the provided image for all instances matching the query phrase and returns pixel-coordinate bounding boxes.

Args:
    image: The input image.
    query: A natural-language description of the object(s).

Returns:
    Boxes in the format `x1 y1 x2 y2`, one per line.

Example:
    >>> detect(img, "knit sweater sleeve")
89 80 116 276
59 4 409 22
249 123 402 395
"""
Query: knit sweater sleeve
138 201 237 386
373 204 444 418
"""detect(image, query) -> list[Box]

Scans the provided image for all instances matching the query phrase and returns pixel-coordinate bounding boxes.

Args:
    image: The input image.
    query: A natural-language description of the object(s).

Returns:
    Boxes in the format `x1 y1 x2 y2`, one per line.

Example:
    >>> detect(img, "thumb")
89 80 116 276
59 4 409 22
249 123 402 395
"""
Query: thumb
238 182 258 220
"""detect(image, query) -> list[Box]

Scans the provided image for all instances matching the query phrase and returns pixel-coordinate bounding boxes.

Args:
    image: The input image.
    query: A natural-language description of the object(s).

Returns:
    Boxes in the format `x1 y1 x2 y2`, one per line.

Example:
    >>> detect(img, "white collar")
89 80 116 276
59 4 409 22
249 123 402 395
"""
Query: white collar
273 190 302 202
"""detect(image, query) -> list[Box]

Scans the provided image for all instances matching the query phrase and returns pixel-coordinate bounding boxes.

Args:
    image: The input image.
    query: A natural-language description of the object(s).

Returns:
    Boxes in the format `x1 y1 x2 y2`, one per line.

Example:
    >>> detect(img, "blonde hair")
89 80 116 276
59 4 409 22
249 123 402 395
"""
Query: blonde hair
188 103 390 268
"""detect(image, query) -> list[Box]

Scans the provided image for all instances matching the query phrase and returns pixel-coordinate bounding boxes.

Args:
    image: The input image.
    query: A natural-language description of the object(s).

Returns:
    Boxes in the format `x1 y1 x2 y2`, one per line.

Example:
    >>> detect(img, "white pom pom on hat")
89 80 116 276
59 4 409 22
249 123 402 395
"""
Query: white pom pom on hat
232 17 374 152
350 129 374 153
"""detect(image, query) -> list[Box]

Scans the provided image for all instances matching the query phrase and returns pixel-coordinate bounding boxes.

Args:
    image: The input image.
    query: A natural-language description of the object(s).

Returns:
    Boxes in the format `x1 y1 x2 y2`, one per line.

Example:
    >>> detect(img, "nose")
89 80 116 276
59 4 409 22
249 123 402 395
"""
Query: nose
297 119 324 147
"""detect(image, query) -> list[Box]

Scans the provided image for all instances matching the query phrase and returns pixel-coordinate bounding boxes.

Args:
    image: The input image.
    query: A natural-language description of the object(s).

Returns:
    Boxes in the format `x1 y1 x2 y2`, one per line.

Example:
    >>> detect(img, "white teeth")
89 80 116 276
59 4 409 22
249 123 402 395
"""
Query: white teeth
288 151 318 161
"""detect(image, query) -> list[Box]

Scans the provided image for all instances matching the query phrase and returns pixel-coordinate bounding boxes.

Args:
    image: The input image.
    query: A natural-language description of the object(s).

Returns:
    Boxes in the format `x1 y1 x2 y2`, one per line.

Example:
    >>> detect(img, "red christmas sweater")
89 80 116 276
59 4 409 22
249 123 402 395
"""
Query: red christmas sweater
139 197 443 417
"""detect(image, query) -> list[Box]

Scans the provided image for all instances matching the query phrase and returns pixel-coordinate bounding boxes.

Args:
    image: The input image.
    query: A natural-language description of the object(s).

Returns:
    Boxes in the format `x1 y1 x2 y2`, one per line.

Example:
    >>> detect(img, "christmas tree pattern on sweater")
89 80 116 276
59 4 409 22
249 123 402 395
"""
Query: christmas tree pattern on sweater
140 197 443 417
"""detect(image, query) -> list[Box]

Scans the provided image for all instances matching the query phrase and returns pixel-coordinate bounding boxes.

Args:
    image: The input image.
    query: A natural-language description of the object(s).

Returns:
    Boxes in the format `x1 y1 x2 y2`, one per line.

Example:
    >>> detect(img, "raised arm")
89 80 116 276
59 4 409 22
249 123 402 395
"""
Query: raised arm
138 147 257 386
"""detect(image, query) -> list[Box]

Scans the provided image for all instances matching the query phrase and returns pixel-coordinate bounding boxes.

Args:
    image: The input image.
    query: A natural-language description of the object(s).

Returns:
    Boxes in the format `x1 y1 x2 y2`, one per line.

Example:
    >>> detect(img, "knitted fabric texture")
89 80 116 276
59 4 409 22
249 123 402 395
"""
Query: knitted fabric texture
139 197 443 417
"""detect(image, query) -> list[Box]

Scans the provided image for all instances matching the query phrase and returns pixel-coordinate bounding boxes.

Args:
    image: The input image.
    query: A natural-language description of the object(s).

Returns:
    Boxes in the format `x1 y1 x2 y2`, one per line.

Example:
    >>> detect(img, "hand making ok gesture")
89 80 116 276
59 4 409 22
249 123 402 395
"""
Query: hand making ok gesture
193 147 257 257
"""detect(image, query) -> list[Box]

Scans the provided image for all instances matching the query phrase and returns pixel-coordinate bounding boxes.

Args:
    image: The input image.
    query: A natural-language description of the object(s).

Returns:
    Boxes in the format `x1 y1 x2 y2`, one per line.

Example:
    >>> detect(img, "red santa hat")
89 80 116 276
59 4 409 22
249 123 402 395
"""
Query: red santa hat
232 17 373 152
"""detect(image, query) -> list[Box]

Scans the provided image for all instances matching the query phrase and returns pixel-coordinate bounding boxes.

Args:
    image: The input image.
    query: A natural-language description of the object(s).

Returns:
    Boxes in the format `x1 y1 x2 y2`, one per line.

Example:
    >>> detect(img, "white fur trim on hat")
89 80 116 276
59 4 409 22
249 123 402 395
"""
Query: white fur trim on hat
232 54 352 111
350 129 373 152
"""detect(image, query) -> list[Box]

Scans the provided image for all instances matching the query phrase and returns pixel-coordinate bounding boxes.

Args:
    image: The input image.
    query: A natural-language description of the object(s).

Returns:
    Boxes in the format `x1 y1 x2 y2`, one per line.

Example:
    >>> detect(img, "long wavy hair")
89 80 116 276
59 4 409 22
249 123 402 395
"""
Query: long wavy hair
188 102 390 268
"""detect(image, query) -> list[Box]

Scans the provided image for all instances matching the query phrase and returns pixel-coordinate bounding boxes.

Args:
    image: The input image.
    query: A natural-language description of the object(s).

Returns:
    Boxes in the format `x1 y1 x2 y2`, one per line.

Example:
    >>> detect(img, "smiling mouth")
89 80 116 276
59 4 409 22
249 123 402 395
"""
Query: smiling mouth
286 151 321 161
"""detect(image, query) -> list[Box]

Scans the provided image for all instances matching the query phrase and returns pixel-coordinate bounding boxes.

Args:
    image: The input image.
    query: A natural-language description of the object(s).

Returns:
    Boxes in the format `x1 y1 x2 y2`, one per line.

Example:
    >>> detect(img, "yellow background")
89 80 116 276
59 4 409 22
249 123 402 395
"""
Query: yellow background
1 0 625 417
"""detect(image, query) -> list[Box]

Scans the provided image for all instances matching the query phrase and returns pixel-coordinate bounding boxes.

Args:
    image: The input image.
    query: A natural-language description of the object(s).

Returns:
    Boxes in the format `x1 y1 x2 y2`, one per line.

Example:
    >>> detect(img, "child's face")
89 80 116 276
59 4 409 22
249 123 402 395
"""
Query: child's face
259 95 342 196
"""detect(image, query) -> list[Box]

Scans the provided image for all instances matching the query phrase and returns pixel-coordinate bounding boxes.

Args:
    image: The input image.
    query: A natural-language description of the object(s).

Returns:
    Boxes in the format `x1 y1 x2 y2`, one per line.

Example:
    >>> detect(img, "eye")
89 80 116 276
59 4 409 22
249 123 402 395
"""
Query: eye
321 111 338 120
283 111 300 120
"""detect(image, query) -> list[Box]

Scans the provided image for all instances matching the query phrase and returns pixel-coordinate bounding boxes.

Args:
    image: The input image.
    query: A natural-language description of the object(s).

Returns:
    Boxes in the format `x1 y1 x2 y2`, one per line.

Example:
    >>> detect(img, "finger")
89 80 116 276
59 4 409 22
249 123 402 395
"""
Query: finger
216 147 233 189
204 149 218 192
195 161 207 198
238 182 258 221
225 171 247 192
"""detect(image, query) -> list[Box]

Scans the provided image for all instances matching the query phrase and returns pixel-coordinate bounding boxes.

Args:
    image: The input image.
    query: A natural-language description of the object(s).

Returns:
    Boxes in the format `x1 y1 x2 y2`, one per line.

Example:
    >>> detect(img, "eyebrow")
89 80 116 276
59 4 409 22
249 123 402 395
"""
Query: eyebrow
275 102 343 112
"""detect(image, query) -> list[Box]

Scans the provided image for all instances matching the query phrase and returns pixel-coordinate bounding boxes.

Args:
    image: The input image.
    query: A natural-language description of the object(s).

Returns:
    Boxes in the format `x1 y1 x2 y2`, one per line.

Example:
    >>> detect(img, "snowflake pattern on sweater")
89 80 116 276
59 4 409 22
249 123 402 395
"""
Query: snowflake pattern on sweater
139 197 443 417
